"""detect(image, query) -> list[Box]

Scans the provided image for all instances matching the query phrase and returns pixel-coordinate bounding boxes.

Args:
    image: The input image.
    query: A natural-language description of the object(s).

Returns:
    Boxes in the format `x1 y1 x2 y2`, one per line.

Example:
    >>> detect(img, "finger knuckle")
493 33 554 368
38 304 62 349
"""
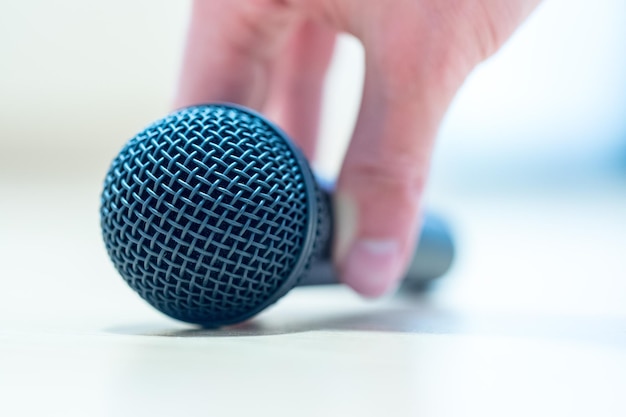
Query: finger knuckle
345 153 428 202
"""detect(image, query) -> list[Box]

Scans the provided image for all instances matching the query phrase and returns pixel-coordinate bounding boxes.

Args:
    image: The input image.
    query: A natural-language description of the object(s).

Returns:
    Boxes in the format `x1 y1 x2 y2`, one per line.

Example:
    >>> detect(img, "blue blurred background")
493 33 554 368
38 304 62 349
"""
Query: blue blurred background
314 0 626 192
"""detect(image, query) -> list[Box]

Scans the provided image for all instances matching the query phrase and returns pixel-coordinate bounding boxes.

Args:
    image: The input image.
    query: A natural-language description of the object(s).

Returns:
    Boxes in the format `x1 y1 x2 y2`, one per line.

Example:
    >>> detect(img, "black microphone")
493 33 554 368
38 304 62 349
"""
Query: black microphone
100 104 454 327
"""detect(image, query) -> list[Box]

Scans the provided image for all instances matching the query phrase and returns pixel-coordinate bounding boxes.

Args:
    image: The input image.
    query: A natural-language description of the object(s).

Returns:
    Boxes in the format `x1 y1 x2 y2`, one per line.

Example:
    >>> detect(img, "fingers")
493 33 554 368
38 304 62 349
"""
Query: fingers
174 2 334 161
333 7 476 297
263 21 336 160
174 0 296 110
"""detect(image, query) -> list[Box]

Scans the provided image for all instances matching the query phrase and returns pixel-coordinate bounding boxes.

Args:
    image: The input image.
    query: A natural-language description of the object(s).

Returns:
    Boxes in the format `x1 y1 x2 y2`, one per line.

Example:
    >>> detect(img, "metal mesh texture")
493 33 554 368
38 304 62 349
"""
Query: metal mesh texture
100 104 328 326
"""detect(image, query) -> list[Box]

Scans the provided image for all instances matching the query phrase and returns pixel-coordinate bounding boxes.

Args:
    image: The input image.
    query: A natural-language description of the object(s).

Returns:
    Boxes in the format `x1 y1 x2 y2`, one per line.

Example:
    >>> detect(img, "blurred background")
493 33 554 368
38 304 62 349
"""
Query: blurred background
1 0 625 183
1 1 626 415
1 0 625 177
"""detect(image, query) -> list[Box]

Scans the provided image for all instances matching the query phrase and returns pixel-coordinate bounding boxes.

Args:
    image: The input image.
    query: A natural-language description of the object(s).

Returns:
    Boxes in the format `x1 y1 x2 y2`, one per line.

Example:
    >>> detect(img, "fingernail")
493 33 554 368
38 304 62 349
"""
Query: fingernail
341 239 402 297
333 193 358 262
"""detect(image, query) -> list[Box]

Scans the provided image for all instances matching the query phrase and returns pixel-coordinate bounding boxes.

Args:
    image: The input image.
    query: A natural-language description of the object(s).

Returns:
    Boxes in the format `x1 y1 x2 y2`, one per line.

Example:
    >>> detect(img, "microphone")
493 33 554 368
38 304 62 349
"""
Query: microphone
100 104 454 327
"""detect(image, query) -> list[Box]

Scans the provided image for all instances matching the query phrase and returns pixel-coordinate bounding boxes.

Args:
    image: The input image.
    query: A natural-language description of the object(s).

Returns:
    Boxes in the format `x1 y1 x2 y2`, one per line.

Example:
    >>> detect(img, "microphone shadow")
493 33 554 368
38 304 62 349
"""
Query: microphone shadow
107 295 463 338
106 296 626 351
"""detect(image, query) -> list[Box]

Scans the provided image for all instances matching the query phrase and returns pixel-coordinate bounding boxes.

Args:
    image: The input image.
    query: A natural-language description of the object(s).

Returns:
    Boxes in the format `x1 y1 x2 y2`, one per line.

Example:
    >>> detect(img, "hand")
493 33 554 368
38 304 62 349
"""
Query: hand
174 0 542 297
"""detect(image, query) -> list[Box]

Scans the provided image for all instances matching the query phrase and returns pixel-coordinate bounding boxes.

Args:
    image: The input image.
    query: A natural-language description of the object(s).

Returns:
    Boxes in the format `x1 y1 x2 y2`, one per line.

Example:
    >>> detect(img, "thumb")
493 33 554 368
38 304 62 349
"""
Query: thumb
333 98 436 297
325 0 543 297
334 29 474 298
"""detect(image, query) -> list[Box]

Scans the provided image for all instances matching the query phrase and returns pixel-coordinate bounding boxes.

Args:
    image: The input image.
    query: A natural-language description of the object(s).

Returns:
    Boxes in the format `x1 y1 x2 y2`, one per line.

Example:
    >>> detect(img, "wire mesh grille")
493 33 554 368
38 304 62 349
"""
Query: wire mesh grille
100 105 315 325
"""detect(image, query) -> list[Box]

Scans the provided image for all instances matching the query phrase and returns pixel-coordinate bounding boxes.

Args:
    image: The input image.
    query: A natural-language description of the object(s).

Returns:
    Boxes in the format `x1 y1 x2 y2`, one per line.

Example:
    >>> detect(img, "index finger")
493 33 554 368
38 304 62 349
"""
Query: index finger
174 0 295 110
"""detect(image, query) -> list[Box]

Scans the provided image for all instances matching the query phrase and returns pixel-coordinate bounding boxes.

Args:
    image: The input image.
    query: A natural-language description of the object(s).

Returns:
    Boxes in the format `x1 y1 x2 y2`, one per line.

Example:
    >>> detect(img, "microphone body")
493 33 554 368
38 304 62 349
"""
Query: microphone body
100 104 454 327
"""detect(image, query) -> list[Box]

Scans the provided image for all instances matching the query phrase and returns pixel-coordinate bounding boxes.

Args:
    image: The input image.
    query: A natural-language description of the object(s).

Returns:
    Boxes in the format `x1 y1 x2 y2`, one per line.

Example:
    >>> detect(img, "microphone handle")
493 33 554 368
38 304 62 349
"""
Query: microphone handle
298 189 455 289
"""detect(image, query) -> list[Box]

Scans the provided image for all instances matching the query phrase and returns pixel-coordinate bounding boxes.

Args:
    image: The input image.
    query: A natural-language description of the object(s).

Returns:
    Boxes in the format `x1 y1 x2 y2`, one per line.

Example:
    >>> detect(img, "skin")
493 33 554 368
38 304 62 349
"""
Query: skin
174 0 543 297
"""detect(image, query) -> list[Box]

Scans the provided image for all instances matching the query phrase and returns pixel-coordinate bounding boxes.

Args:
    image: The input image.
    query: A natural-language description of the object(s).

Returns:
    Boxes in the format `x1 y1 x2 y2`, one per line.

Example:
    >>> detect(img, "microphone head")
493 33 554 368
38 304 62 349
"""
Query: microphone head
100 104 329 327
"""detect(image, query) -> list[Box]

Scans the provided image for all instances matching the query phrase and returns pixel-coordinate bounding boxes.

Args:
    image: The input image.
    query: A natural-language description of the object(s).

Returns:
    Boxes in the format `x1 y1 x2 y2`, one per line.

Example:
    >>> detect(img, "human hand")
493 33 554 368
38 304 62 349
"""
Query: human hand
174 0 542 297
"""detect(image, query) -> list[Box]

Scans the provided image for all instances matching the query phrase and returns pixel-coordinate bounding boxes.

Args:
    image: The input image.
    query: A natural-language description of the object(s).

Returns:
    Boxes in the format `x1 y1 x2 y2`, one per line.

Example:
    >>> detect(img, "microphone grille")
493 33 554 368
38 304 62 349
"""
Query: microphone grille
100 105 321 326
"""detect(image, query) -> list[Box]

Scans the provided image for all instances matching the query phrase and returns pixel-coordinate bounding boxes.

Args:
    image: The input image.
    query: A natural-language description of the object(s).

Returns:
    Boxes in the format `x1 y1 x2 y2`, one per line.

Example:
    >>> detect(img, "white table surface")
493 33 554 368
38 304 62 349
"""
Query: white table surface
1 173 625 417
